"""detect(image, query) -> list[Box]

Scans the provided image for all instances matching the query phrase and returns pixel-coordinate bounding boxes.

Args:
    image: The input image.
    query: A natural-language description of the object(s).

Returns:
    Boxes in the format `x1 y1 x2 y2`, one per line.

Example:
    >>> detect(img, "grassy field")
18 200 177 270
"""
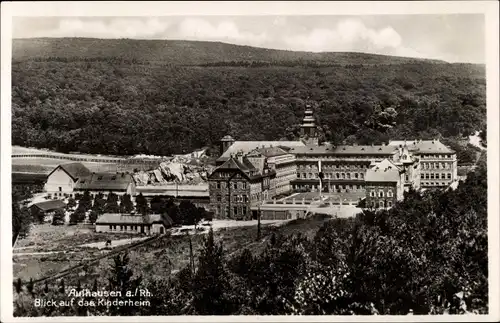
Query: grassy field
13 224 145 281
50 214 333 289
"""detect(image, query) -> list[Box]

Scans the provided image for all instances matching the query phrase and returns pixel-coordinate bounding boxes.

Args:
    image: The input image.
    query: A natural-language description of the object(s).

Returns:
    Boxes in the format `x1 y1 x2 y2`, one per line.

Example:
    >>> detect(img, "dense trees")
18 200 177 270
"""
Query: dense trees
12 42 485 156
12 193 32 245
13 159 487 316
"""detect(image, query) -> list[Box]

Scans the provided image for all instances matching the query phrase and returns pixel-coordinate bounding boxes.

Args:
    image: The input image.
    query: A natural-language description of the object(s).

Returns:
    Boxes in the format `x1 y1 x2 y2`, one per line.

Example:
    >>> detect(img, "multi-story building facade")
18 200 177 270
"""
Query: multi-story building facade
388 140 457 189
365 159 405 209
246 146 296 196
208 153 275 220
209 106 458 213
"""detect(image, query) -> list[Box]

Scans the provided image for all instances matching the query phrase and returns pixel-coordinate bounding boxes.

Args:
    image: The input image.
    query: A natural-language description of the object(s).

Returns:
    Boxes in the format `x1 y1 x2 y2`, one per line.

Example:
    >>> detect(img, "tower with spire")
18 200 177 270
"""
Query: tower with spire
300 103 319 146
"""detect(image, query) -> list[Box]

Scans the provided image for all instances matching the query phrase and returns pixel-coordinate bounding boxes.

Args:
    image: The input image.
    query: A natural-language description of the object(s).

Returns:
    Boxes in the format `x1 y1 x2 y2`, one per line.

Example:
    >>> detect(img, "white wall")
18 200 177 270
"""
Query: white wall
45 168 75 196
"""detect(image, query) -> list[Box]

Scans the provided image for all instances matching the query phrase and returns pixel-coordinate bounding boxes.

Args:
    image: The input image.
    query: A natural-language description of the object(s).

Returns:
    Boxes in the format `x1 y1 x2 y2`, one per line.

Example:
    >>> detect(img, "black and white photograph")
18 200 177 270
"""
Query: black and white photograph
1 1 499 321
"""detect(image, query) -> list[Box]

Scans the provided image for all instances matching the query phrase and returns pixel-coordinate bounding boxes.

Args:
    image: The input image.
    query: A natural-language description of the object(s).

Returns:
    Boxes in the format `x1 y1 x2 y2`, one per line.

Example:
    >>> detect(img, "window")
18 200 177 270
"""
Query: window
109 225 112 230
421 173 425 179
243 207 247 215
111 175 117 180
441 173 446 179
360 173 364 179
347 173 351 179
59 187 62 192
309 173 313 179
430 173 434 179
379 191 384 197
97 176 103 180
387 190 393 197
120 226 123 231
336 173 340 179
379 201 385 208
370 190 375 197
233 207 238 216
425 173 429 179
372 201 376 208
355 173 359 179
342 173 346 179
217 182 221 189
388 201 393 207
242 182 246 189
216 206 220 215
233 182 238 189
217 195 221 202
447 173 451 179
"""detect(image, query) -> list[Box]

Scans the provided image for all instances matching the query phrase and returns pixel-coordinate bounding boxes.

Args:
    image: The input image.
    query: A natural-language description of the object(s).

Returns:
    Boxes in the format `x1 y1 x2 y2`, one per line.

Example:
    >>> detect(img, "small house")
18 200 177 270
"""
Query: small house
95 213 173 235
30 199 67 222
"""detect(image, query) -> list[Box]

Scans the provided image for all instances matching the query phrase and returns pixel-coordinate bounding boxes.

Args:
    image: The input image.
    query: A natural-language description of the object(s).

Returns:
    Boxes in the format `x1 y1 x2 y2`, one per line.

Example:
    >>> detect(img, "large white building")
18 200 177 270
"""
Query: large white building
44 163 92 198
45 163 136 198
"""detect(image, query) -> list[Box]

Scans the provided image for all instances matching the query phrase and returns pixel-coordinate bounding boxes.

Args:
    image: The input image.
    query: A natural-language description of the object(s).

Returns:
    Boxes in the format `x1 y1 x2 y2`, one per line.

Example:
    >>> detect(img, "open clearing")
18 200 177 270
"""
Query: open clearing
13 214 334 285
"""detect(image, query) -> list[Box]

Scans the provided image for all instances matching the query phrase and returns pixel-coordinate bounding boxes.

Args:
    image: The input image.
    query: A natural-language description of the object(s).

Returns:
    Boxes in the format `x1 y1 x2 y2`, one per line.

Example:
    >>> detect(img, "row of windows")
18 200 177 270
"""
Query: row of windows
421 173 452 180
371 200 393 208
422 162 451 170
421 182 448 187
296 155 388 160
298 172 365 180
369 190 394 198
293 183 365 191
298 164 370 170
214 181 247 190
420 154 454 159
215 194 248 203
216 206 248 217
108 224 146 231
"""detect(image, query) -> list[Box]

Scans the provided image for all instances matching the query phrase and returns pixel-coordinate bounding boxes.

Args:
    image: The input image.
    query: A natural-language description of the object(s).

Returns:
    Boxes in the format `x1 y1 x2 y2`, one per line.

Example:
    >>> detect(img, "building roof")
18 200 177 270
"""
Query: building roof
388 139 454 154
48 162 92 181
248 146 290 158
289 144 398 155
31 199 66 212
365 159 401 182
96 213 171 225
74 172 134 191
210 155 275 180
217 140 305 161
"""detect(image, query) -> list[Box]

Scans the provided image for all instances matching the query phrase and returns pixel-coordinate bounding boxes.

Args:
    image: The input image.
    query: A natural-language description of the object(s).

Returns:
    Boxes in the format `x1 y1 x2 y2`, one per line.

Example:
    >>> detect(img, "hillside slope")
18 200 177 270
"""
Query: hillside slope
13 38 448 65
11 38 486 156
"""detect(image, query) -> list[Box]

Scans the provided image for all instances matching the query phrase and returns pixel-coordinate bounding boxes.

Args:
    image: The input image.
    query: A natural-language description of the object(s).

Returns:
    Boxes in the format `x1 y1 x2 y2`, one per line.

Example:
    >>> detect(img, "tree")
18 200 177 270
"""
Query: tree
52 209 65 225
70 208 84 225
135 193 149 216
178 201 201 228
14 278 22 294
67 197 77 210
92 192 106 214
12 195 31 245
107 252 143 315
88 210 99 224
79 191 93 211
192 228 234 315
120 194 134 214
104 192 120 213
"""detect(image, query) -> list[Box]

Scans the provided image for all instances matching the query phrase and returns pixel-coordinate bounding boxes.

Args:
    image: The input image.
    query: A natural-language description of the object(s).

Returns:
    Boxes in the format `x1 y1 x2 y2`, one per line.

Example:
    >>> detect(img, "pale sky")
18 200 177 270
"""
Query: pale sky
12 15 485 63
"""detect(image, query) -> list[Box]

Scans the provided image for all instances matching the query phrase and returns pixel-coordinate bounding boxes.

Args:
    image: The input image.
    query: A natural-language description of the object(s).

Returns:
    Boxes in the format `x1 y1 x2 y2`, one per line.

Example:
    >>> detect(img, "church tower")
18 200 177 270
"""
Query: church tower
300 104 319 146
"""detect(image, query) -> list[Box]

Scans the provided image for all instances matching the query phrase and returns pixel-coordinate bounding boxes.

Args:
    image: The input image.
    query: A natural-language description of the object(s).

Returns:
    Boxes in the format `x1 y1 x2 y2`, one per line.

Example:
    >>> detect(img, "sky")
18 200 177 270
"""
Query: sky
12 15 485 63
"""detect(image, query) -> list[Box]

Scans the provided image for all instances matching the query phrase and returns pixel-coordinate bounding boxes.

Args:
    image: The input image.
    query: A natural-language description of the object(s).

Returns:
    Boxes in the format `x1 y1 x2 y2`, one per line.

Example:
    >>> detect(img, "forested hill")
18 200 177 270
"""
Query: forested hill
12 38 486 156
13 38 449 66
